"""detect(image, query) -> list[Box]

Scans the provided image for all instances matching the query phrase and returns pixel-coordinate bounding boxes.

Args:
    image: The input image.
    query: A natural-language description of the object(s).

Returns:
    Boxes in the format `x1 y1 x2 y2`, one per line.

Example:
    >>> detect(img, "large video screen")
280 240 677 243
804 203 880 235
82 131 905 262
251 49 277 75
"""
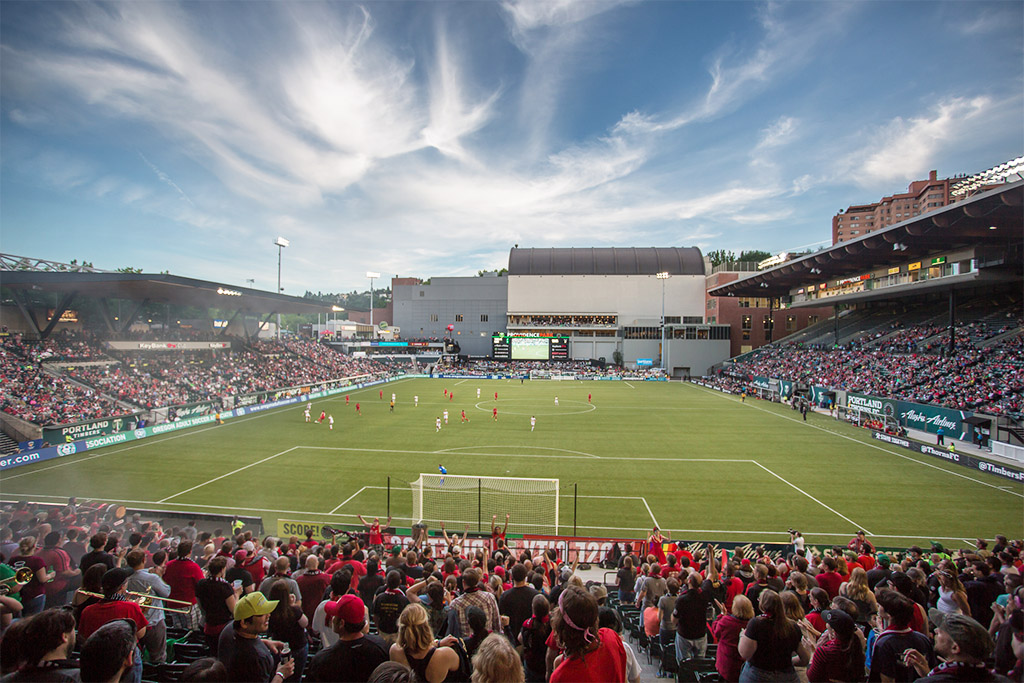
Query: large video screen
512 337 550 360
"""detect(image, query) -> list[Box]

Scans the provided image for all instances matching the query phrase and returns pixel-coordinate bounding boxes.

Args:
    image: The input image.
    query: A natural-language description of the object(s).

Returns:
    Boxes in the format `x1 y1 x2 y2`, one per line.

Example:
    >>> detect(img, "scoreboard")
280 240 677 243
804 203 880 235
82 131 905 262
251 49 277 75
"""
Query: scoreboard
492 334 570 361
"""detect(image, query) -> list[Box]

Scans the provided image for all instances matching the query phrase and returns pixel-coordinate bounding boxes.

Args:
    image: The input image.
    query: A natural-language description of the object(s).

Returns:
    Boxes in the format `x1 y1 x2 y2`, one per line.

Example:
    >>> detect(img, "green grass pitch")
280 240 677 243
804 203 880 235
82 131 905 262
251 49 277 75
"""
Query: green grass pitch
3 378 1021 549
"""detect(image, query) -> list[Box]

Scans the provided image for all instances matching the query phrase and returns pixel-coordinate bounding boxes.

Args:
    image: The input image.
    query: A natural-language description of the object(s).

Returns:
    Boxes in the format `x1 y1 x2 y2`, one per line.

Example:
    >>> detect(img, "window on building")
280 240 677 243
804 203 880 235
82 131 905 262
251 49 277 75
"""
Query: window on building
480 314 488 322
763 316 772 331
429 314 438 322
764 331 771 341
742 330 750 340
665 316 681 324
682 316 703 324
419 291 425 297
455 314 463 322
786 315 796 331
741 315 751 330
808 315 819 325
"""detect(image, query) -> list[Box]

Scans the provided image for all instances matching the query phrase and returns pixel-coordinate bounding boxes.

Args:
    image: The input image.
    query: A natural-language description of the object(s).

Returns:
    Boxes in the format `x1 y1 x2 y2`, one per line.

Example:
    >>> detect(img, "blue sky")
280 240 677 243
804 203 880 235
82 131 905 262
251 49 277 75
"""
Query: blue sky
1 1 1021 294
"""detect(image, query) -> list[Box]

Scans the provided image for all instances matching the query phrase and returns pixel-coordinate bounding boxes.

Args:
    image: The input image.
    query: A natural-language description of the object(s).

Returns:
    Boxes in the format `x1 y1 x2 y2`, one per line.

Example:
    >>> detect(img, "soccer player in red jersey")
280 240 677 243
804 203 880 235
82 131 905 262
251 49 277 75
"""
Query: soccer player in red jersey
493 407 498 421
355 403 361 415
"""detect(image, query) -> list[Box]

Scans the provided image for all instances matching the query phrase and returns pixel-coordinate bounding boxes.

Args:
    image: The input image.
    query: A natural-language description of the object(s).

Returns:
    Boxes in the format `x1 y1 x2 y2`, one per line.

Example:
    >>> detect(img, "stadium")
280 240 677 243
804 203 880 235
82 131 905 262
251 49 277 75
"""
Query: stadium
1 2 1023 680
1 175 1022 680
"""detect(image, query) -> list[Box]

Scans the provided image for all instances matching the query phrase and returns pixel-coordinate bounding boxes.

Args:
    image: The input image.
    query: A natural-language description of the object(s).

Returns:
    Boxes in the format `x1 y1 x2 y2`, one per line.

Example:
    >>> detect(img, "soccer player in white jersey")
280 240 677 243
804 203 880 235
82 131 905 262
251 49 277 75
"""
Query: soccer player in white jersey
391 393 396 403
328 415 334 430
436 417 442 432
477 388 481 399
530 415 536 432
304 405 311 422
443 409 449 424
414 395 419 407
554 396 559 405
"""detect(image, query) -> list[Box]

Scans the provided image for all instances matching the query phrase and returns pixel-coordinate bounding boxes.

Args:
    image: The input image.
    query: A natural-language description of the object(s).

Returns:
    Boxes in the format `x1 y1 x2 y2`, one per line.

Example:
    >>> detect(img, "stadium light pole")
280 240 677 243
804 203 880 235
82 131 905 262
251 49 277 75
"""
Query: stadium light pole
657 272 670 373
366 271 380 339
274 237 290 340
331 305 344 337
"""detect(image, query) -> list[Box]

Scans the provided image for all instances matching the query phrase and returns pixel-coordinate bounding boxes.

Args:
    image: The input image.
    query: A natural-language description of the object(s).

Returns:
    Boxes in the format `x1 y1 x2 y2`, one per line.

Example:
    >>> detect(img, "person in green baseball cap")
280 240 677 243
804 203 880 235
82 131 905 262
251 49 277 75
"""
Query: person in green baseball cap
217 592 294 682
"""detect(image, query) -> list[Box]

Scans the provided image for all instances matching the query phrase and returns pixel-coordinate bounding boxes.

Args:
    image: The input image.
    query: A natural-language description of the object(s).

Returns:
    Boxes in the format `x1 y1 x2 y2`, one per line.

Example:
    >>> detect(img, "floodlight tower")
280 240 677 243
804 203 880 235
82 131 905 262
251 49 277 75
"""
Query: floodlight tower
274 237 289 339
657 271 670 373
366 271 380 339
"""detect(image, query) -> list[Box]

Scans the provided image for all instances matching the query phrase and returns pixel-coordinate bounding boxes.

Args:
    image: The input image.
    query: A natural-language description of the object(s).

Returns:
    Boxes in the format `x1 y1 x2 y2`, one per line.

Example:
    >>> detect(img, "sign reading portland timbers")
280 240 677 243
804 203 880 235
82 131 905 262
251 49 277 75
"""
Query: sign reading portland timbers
43 415 136 444
846 393 899 420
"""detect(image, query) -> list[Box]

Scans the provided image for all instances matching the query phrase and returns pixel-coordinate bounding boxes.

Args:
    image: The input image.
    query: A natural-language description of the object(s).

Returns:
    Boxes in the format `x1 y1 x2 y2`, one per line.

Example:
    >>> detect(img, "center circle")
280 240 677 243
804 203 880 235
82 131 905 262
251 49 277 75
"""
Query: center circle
472 398 597 416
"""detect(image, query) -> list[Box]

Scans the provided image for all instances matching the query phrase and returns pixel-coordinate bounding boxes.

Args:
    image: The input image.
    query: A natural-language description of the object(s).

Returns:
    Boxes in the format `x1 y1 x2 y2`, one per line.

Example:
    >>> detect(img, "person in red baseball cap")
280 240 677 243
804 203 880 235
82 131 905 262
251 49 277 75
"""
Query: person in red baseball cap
305 595 389 682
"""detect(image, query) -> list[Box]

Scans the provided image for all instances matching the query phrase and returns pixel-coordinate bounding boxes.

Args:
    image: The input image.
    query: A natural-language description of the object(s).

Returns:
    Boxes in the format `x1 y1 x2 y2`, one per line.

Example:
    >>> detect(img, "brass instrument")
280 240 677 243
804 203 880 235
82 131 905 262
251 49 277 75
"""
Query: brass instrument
74 588 193 614
0 567 35 595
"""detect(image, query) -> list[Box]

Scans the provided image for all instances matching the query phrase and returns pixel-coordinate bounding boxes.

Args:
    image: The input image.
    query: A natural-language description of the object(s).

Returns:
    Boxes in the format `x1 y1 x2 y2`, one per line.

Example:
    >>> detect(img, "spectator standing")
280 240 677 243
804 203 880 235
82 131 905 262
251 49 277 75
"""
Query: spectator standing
126 549 171 664
38 531 78 609
869 589 934 682
519 594 551 683
195 556 240 655
10 537 53 616
217 593 294 683
673 571 713 661
446 568 501 638
267 582 308 682
260 557 301 604
549 586 627 683
311 571 351 649
1 608 79 682
225 551 255 595
499 563 539 642
470 632 524 683
657 578 679 649
616 556 636 604
737 589 810 682
389 603 462 683
79 620 138 683
163 541 204 630
78 568 148 683
78 534 117 577
373 571 410 647
806 609 865 683
903 613 1011 682
306 595 388 682
295 555 330 624
711 594 753 683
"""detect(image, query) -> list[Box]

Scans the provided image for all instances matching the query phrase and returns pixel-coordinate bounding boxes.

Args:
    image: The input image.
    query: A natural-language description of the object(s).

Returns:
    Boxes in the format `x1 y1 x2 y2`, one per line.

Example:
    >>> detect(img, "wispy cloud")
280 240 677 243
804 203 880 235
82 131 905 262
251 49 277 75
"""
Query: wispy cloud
139 152 194 206
844 96 993 187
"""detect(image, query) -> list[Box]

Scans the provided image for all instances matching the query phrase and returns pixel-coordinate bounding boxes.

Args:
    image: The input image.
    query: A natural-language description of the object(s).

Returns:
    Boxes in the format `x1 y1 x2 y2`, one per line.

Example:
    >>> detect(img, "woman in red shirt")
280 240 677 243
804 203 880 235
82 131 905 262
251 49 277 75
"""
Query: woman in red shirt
550 585 626 682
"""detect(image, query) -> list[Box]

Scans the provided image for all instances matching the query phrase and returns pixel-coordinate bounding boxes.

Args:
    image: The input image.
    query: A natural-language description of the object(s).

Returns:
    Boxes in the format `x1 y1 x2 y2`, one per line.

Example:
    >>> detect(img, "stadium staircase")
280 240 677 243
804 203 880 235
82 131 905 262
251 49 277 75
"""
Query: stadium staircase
0 432 19 455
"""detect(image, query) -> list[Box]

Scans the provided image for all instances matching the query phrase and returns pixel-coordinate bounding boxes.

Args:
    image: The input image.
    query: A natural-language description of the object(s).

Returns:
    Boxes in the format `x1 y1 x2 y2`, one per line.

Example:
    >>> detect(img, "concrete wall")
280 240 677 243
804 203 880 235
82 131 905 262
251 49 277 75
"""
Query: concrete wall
393 276 508 356
508 274 706 321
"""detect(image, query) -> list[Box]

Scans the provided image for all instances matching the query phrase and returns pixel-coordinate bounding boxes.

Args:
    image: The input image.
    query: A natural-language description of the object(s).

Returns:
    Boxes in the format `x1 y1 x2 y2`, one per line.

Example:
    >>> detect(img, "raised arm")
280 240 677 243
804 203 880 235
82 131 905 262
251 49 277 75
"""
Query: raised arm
357 515 371 530
502 513 510 535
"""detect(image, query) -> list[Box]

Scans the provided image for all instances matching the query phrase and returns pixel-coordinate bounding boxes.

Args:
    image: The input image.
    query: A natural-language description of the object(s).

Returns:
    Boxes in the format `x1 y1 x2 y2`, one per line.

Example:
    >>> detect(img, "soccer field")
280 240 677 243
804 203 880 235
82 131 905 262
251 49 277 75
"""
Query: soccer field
2 378 1021 549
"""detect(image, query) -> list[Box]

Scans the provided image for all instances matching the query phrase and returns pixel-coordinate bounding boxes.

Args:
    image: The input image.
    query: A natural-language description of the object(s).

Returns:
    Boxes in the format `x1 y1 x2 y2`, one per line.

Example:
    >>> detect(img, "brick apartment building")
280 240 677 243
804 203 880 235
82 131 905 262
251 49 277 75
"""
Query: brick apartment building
832 170 952 244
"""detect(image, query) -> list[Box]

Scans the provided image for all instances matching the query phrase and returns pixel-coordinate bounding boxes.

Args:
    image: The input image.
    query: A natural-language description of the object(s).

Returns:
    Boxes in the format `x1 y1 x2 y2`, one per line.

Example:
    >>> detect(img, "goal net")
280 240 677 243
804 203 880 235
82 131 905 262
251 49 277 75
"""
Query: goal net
836 405 900 432
411 474 560 535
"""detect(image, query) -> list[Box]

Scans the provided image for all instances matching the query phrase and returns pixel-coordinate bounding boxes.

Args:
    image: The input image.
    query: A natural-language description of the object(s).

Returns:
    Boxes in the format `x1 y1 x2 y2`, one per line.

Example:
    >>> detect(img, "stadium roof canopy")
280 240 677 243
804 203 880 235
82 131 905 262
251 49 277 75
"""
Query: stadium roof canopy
708 180 1023 301
0 266 334 338
509 246 705 276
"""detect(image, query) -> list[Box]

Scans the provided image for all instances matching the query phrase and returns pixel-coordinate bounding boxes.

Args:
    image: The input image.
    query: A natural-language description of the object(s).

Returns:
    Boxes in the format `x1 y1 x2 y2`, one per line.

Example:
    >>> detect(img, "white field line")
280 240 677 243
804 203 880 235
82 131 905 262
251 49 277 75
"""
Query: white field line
329 486 368 514
624 382 636 389
0 493 996 543
300 445 747 463
435 445 601 459
2 378 414 483
693 384 1024 499
641 496 660 528
157 446 299 503
751 460 869 534
454 379 468 386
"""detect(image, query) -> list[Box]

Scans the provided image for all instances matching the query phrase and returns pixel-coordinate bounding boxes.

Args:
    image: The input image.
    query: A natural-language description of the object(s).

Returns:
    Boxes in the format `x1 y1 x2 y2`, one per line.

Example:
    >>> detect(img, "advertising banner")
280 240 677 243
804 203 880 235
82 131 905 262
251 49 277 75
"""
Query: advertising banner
2 376 414 472
871 431 1023 483
846 393 968 439
170 402 218 419
43 415 139 444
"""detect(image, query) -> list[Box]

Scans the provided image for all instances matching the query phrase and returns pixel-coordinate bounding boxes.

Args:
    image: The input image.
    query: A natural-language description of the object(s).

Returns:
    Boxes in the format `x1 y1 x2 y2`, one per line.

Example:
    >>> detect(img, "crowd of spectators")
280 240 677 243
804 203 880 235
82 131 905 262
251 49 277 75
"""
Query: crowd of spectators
1 335 402 426
435 357 665 379
0 347 123 426
720 324 1024 419
1 502 1021 682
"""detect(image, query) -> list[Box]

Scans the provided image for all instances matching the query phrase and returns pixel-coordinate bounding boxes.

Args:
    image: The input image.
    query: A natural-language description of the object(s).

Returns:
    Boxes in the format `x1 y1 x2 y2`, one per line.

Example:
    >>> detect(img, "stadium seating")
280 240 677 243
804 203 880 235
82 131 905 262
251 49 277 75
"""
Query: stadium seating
0 499 1020 682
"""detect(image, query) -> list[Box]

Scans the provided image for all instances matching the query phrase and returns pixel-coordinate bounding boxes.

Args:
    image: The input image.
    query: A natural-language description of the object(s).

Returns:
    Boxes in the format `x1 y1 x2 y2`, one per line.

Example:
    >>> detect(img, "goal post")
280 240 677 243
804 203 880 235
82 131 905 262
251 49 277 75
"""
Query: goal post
412 474 560 535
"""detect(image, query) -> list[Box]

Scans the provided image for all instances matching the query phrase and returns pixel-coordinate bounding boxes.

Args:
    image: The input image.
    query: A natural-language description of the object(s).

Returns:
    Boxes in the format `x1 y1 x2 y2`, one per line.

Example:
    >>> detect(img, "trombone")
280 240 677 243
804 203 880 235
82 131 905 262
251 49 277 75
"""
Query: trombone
0 567 34 595
75 588 193 614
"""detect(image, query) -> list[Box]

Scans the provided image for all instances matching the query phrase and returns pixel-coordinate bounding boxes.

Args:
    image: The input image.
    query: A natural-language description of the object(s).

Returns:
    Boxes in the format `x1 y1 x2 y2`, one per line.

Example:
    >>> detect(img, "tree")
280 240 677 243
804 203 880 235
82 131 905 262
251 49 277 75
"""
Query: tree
116 266 143 273
706 250 736 267
737 250 773 263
